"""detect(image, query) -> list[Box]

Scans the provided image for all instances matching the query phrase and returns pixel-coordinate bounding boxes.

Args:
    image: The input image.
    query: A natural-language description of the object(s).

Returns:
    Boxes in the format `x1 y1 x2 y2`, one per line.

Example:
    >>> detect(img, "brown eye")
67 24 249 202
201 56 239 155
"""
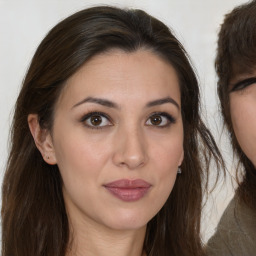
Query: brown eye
90 115 102 126
145 113 175 127
150 115 162 125
82 112 112 129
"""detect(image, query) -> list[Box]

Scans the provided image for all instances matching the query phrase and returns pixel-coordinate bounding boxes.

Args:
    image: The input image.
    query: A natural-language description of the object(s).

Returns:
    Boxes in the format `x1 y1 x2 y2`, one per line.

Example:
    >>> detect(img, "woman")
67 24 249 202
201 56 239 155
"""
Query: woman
207 1 256 255
2 6 223 256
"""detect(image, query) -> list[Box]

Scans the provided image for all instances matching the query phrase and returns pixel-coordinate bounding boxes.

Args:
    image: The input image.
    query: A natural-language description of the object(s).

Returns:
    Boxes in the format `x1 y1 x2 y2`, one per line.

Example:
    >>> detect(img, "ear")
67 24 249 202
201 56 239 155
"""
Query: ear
28 114 57 165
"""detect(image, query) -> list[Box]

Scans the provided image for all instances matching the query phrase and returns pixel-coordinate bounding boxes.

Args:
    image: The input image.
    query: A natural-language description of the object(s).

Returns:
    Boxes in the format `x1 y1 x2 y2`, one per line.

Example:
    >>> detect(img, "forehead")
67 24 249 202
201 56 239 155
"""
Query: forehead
56 49 181 109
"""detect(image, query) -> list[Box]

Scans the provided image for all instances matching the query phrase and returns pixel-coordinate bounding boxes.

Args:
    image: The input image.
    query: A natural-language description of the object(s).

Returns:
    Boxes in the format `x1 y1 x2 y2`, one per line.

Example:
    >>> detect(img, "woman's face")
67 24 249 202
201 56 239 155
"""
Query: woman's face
49 50 184 231
229 71 256 166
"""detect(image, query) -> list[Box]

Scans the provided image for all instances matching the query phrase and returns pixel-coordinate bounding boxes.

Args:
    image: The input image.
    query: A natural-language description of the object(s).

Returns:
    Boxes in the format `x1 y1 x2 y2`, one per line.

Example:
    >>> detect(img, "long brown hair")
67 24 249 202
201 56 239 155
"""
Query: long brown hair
2 6 223 256
215 0 256 210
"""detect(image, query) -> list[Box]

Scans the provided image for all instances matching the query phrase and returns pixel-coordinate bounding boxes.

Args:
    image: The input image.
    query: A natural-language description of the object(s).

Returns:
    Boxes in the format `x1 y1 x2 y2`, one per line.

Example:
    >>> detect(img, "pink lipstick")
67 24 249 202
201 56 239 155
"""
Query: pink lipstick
104 179 151 202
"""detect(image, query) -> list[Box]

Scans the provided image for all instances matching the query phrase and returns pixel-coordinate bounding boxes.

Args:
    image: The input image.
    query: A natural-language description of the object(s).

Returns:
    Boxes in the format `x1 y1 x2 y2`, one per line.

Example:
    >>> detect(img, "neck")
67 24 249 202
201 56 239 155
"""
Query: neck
66 213 147 256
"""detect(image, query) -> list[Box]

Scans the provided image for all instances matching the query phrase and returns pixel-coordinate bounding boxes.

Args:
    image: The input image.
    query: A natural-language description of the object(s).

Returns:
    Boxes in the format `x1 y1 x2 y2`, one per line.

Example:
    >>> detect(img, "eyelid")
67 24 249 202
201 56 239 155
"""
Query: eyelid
80 111 111 122
230 77 256 92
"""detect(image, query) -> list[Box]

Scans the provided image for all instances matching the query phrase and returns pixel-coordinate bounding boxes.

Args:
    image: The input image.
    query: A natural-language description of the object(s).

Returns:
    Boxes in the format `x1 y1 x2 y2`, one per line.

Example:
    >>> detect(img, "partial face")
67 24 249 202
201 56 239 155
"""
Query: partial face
50 50 183 231
229 71 256 166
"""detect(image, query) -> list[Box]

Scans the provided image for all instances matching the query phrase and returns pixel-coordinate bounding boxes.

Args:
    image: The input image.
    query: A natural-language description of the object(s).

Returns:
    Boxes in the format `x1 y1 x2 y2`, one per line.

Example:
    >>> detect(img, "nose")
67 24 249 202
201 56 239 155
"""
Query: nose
112 126 148 170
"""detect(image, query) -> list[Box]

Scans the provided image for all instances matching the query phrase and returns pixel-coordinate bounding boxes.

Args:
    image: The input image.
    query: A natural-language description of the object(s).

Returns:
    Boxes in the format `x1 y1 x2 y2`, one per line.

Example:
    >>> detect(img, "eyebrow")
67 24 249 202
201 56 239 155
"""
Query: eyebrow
146 97 180 109
72 97 119 109
72 96 180 109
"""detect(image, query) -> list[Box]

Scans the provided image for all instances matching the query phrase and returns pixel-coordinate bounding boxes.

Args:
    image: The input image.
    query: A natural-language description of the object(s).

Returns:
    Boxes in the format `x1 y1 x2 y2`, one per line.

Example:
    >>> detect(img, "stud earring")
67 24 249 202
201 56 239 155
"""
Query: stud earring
177 167 182 174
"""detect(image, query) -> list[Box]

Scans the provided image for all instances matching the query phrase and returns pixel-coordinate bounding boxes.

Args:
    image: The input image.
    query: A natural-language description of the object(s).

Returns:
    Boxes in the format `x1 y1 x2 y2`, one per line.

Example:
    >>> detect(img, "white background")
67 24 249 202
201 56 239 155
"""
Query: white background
0 0 247 242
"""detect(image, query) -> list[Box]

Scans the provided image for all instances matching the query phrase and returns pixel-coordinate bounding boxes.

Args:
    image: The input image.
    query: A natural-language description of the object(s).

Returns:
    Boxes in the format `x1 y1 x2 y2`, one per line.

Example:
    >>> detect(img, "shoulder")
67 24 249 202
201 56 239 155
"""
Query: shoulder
205 194 256 256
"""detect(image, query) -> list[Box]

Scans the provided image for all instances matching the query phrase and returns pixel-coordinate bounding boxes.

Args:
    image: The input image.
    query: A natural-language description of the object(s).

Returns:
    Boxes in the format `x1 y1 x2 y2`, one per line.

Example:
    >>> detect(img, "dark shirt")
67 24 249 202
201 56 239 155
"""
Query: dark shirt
206 195 256 256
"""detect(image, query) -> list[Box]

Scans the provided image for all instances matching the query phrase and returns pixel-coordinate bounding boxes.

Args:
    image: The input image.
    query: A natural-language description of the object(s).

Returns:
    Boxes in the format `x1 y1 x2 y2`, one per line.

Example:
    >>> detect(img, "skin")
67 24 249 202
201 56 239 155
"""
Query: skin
230 70 256 167
28 49 184 256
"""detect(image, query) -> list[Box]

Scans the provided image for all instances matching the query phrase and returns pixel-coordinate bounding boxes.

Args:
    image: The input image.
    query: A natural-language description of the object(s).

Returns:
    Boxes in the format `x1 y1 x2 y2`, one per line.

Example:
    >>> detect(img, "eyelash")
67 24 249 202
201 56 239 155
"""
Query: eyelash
230 77 256 92
80 111 176 130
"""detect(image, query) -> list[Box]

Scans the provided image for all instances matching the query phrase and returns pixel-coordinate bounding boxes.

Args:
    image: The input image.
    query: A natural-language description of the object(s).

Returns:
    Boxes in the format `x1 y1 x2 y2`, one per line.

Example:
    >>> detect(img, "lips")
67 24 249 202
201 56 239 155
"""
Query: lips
104 179 152 202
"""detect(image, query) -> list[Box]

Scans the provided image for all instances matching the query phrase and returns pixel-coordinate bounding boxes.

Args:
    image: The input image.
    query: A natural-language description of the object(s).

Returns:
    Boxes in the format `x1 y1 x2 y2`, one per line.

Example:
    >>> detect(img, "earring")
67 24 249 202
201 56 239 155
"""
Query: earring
177 167 182 174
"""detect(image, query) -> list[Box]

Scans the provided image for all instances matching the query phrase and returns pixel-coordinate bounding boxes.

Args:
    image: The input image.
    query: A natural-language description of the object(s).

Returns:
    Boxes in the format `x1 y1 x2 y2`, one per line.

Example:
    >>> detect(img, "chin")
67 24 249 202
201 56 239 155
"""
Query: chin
102 209 154 231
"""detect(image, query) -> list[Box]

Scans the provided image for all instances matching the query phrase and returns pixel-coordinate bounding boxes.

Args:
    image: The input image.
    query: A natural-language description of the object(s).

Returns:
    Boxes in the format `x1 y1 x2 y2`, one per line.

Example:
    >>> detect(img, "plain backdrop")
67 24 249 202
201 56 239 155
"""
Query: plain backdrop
0 0 248 242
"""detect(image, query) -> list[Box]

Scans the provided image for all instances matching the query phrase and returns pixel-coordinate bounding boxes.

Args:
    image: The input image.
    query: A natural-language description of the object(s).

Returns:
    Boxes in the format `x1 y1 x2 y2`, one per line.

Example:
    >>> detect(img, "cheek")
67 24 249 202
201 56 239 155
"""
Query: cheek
53 128 112 185
230 101 249 153
230 99 245 131
52 132 113 210
230 96 256 164
147 141 182 215
150 130 183 168
150 133 183 188
230 97 256 138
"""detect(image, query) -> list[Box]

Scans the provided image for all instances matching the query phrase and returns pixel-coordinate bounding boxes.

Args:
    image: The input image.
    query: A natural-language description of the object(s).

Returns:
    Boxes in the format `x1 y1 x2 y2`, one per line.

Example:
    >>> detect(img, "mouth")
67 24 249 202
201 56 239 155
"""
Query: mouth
104 179 152 202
